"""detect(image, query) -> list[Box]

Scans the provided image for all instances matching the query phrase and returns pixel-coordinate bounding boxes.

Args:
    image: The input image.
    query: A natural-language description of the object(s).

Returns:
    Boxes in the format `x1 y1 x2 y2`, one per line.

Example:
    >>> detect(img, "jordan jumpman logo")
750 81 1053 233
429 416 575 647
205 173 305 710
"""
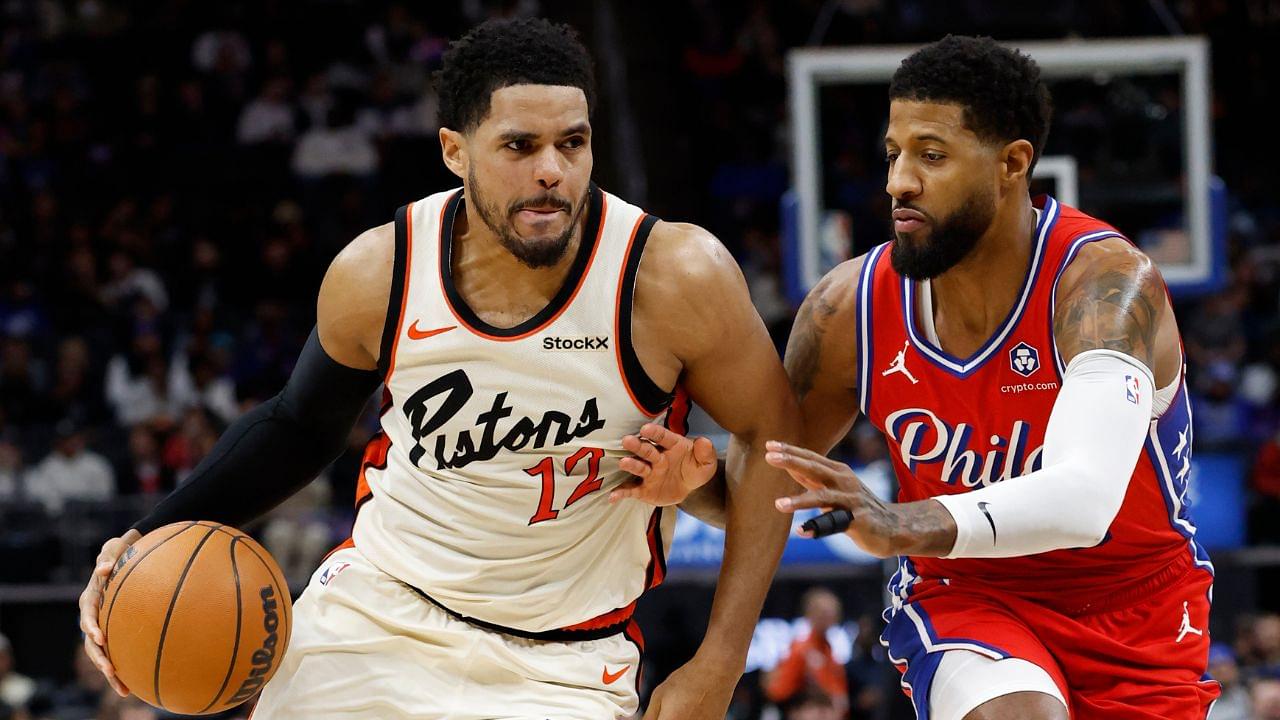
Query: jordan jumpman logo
1176 601 1203 643
882 341 919 384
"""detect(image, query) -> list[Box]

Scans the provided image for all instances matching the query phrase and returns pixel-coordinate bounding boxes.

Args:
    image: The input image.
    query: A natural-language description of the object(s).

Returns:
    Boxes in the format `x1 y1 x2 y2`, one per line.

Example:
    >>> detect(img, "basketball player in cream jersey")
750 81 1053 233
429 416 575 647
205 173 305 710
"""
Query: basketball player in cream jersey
77 19 798 720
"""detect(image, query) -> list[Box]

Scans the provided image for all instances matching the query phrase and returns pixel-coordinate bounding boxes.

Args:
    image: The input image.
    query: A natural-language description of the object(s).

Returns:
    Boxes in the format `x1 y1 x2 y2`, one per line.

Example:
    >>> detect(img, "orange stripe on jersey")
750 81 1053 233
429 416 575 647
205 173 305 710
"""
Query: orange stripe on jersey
321 537 356 563
353 387 394 511
444 194 609 342
559 599 638 633
623 618 645 652
643 507 667 590
613 212 664 416
664 385 691 435
354 430 390 511
385 200 419 381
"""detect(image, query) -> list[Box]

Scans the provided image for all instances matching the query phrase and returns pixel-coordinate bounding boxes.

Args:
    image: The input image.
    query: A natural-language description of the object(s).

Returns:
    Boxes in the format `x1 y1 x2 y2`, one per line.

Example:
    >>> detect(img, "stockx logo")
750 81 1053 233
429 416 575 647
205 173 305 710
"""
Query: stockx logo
543 336 610 351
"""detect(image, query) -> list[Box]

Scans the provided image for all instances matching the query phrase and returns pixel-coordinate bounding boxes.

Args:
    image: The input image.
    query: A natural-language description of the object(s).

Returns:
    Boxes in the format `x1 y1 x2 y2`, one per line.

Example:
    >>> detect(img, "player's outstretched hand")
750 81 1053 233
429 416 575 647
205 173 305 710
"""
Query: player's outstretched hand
765 440 897 557
79 528 142 697
612 423 717 507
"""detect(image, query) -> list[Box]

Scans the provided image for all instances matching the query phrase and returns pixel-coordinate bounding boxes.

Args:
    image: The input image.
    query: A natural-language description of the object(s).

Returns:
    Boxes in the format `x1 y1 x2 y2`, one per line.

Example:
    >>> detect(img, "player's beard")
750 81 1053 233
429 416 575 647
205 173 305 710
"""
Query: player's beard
467 168 587 269
890 185 995 280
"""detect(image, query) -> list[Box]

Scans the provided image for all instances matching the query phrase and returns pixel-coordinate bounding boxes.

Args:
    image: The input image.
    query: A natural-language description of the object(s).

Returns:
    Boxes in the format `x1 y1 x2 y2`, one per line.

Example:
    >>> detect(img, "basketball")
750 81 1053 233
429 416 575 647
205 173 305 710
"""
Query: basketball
98 522 292 715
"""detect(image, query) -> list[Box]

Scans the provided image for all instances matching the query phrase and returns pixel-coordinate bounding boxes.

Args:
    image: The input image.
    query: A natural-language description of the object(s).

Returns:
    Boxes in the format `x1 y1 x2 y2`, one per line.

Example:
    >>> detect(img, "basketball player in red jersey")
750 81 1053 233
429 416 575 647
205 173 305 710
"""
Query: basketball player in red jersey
622 36 1219 720
76 19 798 719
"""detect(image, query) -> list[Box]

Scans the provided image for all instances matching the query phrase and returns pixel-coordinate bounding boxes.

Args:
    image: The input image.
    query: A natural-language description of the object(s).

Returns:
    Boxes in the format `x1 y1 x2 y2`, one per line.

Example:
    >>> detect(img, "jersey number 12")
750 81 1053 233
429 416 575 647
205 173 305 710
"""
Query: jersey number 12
525 447 606 524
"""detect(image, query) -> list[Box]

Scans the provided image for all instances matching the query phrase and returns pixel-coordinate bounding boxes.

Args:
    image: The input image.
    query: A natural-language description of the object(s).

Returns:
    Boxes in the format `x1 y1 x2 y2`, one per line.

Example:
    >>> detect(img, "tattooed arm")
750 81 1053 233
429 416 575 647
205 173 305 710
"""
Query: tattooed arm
770 256 958 558
772 239 1181 559
1052 237 1181 387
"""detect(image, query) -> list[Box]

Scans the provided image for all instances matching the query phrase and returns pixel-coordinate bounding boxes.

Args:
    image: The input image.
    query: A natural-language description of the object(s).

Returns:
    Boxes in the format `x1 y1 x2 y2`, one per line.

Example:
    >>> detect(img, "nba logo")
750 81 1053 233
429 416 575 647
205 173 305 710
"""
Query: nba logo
1009 342 1040 377
320 561 351 586
1125 375 1140 404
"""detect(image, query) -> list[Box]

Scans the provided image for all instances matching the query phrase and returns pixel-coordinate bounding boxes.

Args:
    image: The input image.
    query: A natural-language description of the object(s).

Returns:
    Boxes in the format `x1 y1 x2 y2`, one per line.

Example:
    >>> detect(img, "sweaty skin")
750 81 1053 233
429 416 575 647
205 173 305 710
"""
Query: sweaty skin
78 83 798 720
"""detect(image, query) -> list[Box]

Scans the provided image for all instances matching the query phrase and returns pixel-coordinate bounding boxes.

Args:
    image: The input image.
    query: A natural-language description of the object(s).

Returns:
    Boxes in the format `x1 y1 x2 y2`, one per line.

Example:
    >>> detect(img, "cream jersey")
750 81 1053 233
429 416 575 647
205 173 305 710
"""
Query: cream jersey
350 185 684 637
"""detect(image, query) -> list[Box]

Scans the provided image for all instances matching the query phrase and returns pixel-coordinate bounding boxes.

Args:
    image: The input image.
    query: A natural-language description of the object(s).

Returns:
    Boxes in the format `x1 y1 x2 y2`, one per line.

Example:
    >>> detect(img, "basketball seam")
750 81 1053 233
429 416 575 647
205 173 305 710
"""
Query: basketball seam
152 524 221 709
101 521 199 664
207 525 292 693
207 526 290 606
247 544 291 657
199 535 244 714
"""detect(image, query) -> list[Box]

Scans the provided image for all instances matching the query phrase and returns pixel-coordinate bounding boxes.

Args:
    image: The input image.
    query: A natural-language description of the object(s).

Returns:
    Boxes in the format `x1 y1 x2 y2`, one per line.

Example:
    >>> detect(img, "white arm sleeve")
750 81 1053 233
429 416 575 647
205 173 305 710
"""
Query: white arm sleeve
933 349 1155 558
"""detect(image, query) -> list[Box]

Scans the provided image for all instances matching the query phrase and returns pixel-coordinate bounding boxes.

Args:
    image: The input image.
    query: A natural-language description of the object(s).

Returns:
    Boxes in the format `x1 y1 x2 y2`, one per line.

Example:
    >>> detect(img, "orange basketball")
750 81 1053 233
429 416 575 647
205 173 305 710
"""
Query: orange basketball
99 521 292 715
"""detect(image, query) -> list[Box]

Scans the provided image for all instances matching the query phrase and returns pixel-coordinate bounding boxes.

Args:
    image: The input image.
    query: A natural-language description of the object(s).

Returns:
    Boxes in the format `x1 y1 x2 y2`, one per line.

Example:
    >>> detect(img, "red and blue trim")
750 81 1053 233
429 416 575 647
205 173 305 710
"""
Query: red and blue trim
900 196 1059 378
856 242 889 417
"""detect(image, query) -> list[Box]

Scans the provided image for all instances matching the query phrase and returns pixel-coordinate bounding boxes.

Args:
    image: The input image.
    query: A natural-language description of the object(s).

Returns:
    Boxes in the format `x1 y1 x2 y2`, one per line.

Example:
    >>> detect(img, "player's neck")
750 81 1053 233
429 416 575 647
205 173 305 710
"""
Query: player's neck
927 196 1037 353
450 203 585 320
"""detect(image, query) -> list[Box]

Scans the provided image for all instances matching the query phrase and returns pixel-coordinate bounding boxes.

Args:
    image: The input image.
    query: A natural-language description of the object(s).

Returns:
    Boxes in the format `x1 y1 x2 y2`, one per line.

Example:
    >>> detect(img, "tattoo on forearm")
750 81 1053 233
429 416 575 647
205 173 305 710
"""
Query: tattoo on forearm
881 500 957 557
785 274 839 400
1054 258 1163 368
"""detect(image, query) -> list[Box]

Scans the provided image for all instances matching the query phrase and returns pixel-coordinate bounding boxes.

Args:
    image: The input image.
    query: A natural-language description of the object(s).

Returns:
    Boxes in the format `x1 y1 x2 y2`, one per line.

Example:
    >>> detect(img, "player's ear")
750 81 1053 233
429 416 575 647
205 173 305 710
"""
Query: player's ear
439 127 467 180
1000 139 1035 187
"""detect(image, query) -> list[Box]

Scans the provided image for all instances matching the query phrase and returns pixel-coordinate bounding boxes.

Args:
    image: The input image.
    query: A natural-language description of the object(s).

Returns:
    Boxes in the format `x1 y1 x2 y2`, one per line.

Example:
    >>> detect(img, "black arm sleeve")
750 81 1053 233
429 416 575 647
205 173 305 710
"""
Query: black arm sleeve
133 329 382 534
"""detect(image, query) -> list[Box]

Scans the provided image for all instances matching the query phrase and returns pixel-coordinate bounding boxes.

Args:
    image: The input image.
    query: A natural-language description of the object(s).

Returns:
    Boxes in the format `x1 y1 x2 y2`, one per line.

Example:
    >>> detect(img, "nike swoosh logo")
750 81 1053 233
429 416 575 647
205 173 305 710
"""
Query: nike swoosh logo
407 321 456 340
601 665 629 685
977 501 997 543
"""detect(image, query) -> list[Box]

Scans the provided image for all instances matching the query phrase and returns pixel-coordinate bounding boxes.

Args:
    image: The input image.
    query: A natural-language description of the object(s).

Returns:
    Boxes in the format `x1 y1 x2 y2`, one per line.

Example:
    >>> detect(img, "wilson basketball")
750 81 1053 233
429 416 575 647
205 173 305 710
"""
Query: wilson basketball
99 521 292 715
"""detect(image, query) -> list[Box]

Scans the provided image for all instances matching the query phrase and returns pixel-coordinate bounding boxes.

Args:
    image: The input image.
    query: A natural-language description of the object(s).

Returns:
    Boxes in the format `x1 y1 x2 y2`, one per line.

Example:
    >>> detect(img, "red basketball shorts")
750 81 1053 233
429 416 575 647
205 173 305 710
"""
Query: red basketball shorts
881 553 1220 719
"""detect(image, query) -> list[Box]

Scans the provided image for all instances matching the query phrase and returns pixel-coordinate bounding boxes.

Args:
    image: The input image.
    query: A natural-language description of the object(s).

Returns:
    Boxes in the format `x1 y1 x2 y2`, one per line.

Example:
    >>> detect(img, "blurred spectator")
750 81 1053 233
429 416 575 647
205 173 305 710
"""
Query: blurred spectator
117 425 168 497
1251 429 1280 544
291 102 378 179
237 76 296 145
1239 614 1280 676
97 694 159 720
764 588 848 715
161 408 219 484
1253 678 1280 720
104 333 179 428
262 478 334 588
1191 361 1251 451
1186 291 1247 369
170 350 239 425
99 252 168 314
45 646 106 720
44 337 106 428
0 337 45 428
0 439 23 502
784 690 841 720
0 634 35 712
25 419 114 514
844 614 887 720
1205 643 1249 720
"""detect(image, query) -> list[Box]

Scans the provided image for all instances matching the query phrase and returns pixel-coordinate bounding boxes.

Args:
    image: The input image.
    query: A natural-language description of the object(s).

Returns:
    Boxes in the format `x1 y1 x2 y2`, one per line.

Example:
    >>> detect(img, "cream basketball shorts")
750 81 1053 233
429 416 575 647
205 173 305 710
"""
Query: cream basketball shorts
251 547 642 719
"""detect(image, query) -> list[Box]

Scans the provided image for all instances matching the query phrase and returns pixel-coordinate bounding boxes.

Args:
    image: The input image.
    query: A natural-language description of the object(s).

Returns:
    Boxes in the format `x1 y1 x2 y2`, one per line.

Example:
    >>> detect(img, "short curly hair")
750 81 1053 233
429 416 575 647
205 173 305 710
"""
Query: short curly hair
435 18 596 134
890 35 1052 174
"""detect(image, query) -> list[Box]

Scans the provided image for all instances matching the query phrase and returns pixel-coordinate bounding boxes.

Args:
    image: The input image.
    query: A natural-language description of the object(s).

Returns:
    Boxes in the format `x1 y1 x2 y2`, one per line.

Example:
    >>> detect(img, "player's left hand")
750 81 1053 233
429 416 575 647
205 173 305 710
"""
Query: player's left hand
764 440 898 557
611 423 717 507
642 654 737 720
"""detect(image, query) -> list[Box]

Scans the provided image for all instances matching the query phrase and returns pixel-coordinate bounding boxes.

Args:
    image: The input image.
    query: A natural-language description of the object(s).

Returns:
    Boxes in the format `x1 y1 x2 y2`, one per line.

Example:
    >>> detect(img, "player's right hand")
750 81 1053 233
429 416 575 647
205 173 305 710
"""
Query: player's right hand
79 528 142 697
612 423 718 506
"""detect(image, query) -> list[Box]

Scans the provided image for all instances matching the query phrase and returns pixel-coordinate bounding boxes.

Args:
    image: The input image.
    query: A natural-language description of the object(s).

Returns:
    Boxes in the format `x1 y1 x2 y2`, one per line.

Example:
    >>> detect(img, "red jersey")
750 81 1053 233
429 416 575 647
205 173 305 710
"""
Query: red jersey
856 195 1212 614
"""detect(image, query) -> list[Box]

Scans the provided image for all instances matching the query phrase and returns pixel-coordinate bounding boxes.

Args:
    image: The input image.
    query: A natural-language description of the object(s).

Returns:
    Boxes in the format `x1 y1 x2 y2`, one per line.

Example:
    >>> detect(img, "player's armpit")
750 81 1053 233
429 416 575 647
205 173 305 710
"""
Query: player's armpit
1052 239 1169 373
